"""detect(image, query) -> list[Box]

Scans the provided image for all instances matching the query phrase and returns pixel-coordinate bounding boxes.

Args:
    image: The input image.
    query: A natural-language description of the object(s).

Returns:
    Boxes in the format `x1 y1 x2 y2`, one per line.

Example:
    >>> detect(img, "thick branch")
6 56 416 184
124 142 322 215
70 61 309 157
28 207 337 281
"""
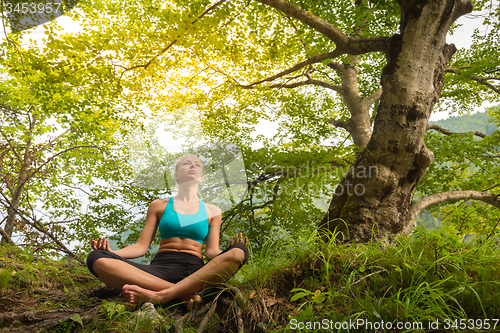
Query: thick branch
256 0 346 43
363 87 383 108
407 190 500 225
329 118 350 130
255 0 388 54
0 224 16 245
426 124 486 138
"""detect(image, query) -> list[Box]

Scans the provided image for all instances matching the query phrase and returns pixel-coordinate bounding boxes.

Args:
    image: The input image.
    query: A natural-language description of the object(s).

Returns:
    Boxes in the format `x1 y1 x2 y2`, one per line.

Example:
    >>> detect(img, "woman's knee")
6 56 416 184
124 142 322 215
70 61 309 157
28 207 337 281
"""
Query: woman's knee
86 250 116 277
228 248 246 264
226 243 249 267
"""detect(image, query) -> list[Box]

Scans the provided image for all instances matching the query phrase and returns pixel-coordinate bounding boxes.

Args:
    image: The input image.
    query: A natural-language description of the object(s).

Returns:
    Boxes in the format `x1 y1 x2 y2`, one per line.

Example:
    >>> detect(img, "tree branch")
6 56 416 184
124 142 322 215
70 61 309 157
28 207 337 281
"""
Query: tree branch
445 68 500 94
0 128 22 163
23 145 101 190
329 118 350 130
426 124 486 138
363 87 383 108
0 192 83 263
269 77 344 92
0 223 16 245
242 51 342 88
45 128 71 149
311 64 340 84
407 190 500 226
469 76 500 94
253 200 275 210
248 159 348 188
255 0 388 54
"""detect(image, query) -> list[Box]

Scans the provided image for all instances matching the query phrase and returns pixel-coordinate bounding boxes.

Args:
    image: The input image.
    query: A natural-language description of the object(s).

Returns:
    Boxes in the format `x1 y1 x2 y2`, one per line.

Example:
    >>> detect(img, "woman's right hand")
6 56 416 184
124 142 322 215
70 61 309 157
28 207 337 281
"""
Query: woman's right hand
91 236 113 252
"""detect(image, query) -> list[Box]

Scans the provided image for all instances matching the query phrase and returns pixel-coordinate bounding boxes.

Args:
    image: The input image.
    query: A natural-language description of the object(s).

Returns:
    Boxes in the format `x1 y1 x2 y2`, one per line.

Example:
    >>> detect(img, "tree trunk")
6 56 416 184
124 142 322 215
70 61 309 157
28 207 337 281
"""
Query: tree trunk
1 115 36 243
3 207 16 240
320 0 474 242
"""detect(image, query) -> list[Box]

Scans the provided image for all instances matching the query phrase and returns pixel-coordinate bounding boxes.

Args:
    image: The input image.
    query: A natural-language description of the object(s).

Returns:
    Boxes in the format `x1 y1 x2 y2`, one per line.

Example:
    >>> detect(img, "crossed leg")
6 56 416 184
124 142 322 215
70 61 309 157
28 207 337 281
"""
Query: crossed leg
91 257 201 307
123 247 246 305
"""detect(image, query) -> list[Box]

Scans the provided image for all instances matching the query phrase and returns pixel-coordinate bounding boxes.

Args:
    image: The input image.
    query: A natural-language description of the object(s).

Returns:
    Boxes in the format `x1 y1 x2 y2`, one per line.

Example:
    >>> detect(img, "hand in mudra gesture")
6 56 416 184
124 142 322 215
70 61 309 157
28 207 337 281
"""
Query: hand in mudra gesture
229 232 248 246
91 236 113 252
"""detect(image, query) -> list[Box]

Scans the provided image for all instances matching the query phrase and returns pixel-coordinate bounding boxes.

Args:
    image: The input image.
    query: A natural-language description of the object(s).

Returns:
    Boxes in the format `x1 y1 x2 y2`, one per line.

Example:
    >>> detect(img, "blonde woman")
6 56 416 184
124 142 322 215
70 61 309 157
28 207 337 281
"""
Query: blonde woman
86 154 248 307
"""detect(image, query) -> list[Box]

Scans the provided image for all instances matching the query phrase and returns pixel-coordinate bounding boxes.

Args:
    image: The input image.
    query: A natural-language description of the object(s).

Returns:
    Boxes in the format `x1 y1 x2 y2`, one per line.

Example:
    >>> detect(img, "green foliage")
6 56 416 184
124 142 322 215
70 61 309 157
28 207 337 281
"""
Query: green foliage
2 0 499 260
99 300 127 320
417 109 500 238
429 111 499 136
290 287 337 323
440 1 500 114
0 24 147 258
244 225 500 332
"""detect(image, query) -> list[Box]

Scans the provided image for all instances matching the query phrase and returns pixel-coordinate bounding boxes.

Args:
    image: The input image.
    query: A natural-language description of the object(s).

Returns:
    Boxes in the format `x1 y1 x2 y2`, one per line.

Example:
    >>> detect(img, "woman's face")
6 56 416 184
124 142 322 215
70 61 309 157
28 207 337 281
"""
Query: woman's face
175 155 203 184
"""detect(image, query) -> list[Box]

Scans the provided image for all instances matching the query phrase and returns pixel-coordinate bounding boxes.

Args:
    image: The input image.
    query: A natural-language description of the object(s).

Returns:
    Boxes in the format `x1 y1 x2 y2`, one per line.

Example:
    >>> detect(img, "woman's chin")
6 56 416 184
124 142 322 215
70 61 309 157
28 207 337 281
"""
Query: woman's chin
177 178 202 186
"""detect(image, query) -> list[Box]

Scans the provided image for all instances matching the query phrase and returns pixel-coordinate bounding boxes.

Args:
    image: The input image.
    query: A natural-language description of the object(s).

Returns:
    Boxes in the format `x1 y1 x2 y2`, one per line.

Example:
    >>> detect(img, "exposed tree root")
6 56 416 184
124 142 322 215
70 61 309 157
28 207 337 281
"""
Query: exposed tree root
0 284 290 332
0 307 98 332
196 297 218 333
163 285 266 332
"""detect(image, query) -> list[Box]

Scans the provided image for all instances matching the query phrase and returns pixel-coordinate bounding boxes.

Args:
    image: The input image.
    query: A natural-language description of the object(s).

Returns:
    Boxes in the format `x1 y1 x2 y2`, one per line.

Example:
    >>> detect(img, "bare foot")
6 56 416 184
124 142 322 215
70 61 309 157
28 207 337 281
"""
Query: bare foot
122 285 202 309
122 284 161 305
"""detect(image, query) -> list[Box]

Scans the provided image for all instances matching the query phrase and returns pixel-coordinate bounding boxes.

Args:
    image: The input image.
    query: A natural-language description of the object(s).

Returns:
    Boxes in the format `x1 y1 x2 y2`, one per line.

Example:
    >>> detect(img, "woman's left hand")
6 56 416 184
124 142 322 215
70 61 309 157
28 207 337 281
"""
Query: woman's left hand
229 232 248 246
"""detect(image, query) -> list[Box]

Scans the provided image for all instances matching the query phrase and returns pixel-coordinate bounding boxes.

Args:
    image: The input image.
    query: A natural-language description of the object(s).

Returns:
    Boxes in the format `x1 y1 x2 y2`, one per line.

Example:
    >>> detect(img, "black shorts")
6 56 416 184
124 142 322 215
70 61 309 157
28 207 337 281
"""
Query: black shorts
86 243 249 284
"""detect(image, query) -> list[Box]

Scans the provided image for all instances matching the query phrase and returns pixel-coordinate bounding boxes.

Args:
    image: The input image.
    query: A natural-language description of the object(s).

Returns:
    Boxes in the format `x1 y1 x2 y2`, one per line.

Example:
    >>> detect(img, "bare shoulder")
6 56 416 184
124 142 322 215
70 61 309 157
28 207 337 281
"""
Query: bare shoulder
204 203 222 219
149 198 169 213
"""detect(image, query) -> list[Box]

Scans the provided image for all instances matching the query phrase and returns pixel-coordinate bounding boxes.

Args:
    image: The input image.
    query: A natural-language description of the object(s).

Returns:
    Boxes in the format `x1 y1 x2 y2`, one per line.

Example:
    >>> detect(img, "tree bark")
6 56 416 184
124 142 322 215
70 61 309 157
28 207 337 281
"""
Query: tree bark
320 0 474 242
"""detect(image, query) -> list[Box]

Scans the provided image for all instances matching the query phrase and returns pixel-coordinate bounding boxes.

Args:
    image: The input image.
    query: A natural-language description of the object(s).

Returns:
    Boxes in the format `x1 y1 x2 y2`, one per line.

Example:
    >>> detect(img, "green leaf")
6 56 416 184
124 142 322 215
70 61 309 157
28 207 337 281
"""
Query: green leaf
69 313 83 327
291 292 309 302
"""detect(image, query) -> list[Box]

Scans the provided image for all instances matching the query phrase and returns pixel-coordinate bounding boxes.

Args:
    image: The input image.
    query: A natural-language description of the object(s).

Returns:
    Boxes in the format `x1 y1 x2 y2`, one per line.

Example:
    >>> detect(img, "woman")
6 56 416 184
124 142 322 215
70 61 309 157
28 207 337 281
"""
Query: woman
86 154 248 307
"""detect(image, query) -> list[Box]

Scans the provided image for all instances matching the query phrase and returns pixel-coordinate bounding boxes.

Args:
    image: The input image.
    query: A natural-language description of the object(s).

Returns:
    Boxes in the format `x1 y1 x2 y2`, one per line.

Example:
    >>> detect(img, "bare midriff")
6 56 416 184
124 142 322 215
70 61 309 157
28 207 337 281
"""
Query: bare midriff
157 238 203 259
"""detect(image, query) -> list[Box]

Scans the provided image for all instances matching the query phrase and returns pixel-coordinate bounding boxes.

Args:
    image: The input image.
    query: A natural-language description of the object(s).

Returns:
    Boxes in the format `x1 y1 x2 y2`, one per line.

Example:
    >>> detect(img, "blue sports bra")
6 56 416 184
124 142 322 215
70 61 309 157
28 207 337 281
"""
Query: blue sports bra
158 198 209 244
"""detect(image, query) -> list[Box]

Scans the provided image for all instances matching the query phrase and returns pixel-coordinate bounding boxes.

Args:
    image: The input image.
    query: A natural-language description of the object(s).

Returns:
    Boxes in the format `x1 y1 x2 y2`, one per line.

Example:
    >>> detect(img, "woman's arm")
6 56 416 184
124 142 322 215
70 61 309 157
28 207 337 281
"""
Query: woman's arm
204 205 249 260
90 200 162 259
204 205 222 260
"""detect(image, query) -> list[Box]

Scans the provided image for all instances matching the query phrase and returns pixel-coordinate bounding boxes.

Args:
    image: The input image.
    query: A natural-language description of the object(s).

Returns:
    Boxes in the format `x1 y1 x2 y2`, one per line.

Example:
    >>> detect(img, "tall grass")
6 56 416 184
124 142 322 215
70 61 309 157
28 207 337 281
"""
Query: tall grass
242 223 500 332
